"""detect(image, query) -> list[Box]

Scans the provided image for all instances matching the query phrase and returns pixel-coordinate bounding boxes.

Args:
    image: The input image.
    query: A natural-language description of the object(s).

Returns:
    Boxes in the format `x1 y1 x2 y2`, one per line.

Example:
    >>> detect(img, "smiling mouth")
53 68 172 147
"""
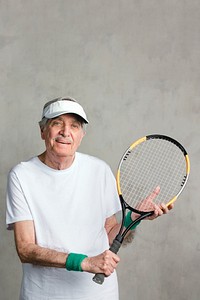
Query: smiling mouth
57 141 71 145
54 137 72 144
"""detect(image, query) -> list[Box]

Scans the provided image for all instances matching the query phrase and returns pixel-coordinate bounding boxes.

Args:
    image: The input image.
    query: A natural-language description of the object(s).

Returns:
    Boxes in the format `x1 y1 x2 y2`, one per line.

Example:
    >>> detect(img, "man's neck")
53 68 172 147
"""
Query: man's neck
38 152 75 170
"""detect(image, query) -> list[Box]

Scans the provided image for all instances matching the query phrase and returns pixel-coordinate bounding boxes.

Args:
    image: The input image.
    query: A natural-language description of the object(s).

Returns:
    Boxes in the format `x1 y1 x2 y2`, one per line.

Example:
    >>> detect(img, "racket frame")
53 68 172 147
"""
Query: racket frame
93 134 190 284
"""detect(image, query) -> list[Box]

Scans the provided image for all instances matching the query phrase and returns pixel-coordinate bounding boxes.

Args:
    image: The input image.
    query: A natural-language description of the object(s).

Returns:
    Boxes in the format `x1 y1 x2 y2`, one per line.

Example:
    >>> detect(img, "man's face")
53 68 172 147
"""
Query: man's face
41 114 85 159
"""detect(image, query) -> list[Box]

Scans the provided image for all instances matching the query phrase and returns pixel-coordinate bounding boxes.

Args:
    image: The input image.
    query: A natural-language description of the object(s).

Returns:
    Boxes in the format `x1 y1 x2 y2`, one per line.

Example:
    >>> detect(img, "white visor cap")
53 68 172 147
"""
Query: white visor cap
42 100 89 123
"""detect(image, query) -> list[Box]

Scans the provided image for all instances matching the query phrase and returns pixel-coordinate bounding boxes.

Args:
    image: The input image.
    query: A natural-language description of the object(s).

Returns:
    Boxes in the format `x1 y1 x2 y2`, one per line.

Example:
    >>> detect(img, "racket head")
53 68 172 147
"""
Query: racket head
117 134 190 213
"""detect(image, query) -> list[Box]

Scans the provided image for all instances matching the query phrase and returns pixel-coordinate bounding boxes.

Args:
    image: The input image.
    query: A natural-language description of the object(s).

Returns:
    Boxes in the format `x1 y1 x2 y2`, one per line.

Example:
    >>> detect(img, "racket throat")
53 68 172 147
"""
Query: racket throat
110 235 123 254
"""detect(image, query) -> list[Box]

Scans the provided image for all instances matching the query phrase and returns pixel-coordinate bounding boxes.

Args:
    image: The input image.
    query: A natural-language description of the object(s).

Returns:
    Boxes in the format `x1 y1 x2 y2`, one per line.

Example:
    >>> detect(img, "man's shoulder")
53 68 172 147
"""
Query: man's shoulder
77 152 110 169
9 157 37 175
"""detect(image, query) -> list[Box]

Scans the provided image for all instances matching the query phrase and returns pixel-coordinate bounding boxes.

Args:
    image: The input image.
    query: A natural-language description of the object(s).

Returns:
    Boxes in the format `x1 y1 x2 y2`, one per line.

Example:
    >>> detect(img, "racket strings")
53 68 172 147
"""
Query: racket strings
120 139 186 211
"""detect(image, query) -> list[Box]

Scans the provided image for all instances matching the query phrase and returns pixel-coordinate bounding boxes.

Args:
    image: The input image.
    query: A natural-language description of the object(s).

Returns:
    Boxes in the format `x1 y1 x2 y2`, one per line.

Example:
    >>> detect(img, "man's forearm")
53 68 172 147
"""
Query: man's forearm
16 241 68 268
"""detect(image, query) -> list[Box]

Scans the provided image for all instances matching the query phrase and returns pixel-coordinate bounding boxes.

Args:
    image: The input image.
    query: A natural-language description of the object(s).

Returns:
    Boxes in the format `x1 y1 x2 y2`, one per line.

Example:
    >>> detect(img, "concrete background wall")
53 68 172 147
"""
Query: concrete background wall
0 0 199 299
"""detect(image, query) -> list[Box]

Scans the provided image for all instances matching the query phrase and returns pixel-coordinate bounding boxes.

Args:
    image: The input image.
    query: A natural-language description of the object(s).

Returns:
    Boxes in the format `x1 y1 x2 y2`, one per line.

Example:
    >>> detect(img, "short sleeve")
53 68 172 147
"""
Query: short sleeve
104 166 121 218
6 169 33 230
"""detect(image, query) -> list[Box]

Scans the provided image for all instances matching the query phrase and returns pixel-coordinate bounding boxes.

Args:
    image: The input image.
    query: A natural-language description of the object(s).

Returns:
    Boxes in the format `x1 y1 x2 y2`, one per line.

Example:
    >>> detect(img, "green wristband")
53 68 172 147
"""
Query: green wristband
124 211 141 230
66 253 88 272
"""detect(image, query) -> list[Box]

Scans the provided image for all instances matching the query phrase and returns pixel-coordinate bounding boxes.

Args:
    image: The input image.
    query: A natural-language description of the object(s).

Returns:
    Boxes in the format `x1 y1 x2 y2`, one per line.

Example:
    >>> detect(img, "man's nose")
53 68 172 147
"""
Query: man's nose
60 125 71 137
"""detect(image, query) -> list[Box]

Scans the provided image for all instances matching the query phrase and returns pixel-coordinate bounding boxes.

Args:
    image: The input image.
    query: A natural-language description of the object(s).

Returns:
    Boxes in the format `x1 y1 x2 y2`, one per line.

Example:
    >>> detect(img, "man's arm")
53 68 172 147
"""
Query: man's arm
105 201 174 246
14 220 67 268
104 215 121 245
14 220 120 276
105 214 135 247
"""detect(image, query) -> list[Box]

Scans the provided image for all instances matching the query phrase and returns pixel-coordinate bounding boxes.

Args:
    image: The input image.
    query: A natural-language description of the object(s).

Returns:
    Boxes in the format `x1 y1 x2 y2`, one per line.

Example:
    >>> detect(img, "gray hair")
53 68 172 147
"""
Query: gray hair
39 117 49 130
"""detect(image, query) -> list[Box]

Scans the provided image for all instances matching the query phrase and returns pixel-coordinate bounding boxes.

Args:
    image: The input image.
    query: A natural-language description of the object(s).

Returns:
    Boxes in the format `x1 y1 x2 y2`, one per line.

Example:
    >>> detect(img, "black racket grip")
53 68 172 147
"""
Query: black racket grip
92 238 122 284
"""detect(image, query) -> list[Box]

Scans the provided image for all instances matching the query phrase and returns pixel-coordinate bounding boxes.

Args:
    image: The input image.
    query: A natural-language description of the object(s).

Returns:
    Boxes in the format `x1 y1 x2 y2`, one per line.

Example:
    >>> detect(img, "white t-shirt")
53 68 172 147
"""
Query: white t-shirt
6 152 121 300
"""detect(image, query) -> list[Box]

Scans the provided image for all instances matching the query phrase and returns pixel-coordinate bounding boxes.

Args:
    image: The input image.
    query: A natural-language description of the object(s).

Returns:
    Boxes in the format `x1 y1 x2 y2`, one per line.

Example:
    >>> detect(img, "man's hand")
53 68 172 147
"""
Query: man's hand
81 250 120 276
131 186 174 221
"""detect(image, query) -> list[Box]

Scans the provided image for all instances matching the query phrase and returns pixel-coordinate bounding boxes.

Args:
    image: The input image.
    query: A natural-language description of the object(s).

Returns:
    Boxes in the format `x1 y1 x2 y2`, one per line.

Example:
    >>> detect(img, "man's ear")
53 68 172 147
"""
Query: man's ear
40 128 45 140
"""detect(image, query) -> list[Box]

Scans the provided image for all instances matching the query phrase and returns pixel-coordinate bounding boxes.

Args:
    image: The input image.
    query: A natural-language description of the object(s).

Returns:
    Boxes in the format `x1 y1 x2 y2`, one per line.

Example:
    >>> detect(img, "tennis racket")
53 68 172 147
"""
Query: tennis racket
93 134 190 284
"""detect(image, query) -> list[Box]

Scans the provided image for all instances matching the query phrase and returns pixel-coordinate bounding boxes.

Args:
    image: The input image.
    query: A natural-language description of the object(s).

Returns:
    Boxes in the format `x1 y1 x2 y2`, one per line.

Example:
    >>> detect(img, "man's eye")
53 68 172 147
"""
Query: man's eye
52 121 62 126
72 123 80 128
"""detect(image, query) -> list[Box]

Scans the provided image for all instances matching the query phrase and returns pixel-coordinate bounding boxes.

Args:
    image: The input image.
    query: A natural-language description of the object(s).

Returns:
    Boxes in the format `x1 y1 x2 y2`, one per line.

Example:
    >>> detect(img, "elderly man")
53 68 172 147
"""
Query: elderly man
6 97 172 300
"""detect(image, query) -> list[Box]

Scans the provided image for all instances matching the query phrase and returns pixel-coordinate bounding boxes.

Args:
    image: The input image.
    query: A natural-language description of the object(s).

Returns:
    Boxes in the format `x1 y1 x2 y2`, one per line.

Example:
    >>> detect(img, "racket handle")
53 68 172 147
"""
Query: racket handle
92 273 105 285
92 238 122 284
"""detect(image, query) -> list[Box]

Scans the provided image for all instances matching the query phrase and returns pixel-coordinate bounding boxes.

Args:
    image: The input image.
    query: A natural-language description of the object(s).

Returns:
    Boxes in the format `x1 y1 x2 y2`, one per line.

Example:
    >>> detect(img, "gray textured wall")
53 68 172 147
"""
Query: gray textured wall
0 1 200 299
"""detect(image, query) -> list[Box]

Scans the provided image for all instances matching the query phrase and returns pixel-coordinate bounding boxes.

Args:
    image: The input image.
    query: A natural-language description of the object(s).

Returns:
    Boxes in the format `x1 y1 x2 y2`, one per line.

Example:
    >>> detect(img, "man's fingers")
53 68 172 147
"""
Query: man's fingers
101 250 120 276
147 186 160 202
82 250 120 276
